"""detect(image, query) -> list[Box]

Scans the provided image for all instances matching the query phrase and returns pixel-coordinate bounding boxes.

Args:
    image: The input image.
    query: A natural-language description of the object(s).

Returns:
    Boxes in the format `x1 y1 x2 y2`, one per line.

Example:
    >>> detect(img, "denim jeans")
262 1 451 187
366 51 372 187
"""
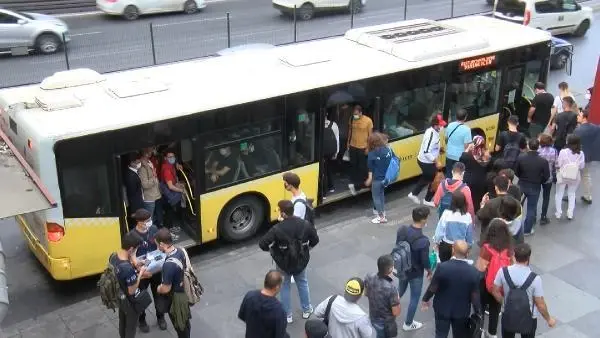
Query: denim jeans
143 201 155 218
540 182 552 219
371 180 386 217
398 276 424 325
520 182 541 234
372 320 387 338
279 268 311 315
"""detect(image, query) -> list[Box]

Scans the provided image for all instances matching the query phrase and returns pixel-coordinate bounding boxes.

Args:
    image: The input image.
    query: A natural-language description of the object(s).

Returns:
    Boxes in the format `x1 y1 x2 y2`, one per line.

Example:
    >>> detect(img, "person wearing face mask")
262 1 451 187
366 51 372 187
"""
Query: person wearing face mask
127 209 166 333
111 232 146 338
347 104 374 195
139 148 163 227
160 150 185 238
583 87 592 112
206 146 237 186
124 155 145 225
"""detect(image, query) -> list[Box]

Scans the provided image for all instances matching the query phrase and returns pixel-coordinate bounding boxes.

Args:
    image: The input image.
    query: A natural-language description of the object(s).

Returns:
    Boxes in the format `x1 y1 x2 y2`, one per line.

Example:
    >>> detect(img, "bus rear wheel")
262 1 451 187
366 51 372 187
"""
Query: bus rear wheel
219 195 265 242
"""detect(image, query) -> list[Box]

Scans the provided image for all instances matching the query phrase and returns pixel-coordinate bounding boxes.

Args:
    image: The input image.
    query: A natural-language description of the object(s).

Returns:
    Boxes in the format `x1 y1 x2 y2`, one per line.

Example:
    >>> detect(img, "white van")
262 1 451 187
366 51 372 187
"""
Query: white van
273 0 368 20
493 0 593 36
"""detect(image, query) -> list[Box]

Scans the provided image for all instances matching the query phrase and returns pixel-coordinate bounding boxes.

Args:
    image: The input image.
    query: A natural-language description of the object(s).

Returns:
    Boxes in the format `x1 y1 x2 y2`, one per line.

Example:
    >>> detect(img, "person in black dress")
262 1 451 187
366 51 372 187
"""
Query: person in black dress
460 135 490 212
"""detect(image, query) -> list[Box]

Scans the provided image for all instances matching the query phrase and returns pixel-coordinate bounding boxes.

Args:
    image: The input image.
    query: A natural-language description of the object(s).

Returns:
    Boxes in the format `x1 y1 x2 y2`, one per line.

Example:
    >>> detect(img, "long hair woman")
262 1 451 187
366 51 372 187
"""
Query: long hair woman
366 132 391 224
433 190 474 262
476 218 514 338
460 135 490 211
537 133 557 225
555 134 585 220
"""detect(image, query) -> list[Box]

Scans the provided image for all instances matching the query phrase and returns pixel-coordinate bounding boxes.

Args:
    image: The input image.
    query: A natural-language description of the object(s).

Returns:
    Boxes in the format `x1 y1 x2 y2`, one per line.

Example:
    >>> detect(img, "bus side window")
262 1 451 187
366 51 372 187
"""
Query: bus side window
60 163 113 217
286 93 317 167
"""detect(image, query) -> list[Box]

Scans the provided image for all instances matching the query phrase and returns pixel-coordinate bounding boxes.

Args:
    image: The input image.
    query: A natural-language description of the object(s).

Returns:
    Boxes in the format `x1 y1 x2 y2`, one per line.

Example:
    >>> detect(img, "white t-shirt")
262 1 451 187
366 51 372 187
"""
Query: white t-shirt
494 264 544 318
291 192 307 219
553 95 577 114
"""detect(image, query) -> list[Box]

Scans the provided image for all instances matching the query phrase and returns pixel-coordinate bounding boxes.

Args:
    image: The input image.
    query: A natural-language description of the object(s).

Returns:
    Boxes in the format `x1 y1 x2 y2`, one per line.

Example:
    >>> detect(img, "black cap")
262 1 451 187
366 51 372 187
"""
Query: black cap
133 209 151 222
305 319 329 338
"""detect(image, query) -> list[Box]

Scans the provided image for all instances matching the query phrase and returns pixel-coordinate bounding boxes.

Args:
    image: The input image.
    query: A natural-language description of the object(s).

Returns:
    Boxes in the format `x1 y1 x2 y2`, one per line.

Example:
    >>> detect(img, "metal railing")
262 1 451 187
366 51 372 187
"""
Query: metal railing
0 0 494 88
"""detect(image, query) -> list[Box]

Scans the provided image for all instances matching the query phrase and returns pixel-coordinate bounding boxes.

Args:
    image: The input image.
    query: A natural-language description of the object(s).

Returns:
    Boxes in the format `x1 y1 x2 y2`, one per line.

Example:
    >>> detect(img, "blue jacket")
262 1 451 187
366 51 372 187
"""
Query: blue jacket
574 123 600 163
368 146 392 181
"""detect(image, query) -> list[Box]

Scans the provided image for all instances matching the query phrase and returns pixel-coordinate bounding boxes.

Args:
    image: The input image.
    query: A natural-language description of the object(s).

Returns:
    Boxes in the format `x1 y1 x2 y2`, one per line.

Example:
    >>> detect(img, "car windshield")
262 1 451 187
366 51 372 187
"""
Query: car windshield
16 12 35 20
496 0 526 15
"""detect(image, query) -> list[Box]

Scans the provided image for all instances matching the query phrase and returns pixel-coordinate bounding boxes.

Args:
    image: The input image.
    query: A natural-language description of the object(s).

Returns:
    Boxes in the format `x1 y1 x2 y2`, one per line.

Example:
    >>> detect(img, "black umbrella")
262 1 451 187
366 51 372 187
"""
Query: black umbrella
326 90 355 108
348 83 366 103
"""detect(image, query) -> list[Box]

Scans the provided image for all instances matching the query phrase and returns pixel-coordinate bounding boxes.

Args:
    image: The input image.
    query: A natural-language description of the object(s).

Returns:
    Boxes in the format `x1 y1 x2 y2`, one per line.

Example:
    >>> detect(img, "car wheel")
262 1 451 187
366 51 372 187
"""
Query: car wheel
349 0 362 13
183 0 198 14
218 195 265 242
123 5 140 20
573 19 590 37
298 3 315 20
35 33 61 54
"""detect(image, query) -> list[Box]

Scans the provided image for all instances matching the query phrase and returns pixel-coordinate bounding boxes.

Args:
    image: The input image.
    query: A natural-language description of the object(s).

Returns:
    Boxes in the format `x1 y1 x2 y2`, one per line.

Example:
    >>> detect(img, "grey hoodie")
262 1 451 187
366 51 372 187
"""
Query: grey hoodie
314 296 372 338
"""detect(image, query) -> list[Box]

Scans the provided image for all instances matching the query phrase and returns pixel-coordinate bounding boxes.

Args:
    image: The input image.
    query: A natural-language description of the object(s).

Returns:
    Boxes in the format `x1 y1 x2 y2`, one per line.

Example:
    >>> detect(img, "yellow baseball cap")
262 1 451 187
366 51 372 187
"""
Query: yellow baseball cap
345 278 364 296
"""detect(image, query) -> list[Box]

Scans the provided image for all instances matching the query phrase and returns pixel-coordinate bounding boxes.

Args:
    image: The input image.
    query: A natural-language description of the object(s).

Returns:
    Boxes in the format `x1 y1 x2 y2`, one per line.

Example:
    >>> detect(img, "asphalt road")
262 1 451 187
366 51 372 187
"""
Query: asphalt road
0 0 491 88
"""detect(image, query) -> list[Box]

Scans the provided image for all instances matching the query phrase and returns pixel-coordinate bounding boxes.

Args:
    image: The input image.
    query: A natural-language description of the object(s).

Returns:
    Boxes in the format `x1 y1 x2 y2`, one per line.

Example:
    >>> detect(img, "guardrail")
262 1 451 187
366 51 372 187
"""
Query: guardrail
2 1 494 88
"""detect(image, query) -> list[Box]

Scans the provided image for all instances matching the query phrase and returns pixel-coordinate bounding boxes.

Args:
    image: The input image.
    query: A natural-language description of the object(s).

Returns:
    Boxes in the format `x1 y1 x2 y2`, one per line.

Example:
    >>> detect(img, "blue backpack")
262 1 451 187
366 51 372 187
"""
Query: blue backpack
383 148 400 187
438 180 465 217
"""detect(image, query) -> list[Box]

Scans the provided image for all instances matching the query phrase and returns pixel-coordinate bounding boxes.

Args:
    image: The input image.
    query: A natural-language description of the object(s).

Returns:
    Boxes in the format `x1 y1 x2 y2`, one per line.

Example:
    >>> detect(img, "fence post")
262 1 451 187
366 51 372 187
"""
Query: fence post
149 23 157 65
350 1 354 29
226 12 231 48
293 6 297 43
450 0 455 18
62 33 70 70
403 0 408 20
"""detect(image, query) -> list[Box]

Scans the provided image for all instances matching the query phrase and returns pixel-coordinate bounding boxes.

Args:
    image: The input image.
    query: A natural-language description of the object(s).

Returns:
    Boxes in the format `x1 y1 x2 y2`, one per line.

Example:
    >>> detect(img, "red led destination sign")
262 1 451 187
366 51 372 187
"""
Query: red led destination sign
459 55 497 72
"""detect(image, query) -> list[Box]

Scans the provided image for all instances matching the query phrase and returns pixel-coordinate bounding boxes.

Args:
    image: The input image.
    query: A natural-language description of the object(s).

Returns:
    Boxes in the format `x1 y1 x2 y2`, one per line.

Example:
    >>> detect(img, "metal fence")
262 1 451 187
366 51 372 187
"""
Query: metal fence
0 0 494 88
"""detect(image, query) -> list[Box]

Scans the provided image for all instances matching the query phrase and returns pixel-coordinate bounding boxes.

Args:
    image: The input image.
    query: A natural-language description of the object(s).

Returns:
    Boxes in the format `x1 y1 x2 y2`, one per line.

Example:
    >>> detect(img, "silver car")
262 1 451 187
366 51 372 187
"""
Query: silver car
0 8 70 55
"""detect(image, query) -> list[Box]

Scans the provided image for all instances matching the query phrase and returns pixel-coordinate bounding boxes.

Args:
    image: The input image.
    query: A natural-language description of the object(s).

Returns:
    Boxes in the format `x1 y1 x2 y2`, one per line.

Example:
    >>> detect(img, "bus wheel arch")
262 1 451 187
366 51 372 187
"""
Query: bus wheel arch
217 193 268 242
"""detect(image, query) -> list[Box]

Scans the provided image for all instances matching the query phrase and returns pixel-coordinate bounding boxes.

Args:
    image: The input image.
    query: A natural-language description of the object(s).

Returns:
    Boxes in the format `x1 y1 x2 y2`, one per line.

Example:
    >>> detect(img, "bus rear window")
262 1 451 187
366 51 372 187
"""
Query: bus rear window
496 0 526 15
59 162 113 218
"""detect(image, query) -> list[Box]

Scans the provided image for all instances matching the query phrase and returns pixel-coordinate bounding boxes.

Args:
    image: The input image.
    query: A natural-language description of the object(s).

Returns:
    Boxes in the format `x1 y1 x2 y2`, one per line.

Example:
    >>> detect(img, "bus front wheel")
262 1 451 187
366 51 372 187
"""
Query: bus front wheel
219 195 265 242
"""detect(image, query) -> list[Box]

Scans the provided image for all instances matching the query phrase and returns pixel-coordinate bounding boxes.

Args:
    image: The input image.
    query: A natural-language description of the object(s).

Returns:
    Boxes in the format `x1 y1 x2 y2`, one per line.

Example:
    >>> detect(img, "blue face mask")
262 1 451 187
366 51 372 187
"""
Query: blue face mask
167 157 176 165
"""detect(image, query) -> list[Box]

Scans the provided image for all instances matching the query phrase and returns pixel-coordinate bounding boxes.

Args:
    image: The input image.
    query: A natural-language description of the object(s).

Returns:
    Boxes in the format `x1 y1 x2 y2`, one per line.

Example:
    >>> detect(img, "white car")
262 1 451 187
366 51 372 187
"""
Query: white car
273 0 368 20
96 0 206 20
493 0 593 36
0 8 70 54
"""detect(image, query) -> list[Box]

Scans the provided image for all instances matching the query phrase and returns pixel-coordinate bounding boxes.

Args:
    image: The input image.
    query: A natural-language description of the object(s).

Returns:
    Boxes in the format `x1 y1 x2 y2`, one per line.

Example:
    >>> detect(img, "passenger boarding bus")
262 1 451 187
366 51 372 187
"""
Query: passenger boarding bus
0 15 552 280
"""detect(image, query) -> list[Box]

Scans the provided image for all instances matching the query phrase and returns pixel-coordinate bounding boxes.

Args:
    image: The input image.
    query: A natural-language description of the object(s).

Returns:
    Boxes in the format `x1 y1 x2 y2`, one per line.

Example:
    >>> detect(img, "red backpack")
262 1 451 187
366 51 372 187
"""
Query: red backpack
484 243 511 293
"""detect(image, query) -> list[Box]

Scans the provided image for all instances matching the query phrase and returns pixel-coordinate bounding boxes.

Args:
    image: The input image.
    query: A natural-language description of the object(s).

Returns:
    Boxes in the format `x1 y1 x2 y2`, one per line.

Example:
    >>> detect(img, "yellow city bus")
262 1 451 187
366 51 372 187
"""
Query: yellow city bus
0 16 551 280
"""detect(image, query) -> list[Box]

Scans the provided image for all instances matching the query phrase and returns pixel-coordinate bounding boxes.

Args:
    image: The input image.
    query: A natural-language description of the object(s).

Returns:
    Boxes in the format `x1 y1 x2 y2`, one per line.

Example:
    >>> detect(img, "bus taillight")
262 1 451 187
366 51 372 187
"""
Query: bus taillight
46 222 65 242
524 10 531 26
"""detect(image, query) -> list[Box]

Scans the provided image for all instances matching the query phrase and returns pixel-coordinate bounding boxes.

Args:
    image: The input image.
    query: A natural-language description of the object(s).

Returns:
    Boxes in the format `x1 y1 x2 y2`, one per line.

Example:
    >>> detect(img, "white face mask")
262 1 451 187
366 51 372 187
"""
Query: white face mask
585 93 591 100
132 163 141 171
144 219 152 229
219 148 230 156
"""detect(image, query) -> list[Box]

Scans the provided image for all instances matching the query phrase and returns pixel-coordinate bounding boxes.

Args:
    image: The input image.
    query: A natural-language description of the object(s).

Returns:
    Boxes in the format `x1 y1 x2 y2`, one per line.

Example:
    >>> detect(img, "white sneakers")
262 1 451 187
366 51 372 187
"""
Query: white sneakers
287 306 314 324
348 184 357 195
371 216 388 224
407 192 435 207
402 321 423 331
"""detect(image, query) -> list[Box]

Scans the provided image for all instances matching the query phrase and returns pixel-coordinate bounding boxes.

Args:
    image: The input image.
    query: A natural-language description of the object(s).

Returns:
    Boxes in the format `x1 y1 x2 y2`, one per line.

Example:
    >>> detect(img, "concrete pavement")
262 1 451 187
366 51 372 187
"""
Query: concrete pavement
0 0 491 88
3 162 600 338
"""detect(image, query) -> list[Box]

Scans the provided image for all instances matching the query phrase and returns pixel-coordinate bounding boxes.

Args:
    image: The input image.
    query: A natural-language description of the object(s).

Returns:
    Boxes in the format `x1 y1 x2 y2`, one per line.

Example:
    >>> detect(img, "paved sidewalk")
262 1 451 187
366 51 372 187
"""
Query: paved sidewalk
2 165 600 338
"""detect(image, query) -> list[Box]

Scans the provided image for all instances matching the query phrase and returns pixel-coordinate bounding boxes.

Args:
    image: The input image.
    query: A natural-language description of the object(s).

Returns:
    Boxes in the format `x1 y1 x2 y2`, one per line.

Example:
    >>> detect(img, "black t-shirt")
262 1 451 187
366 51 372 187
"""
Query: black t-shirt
214 152 237 184
131 225 159 258
162 248 186 293
110 254 138 296
531 92 554 125
498 131 527 151
554 110 578 148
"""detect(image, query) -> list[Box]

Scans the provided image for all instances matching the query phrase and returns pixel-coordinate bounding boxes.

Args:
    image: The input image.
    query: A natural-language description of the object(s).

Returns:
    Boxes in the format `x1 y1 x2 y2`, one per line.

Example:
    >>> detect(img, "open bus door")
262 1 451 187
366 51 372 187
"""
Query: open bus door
588 57 600 124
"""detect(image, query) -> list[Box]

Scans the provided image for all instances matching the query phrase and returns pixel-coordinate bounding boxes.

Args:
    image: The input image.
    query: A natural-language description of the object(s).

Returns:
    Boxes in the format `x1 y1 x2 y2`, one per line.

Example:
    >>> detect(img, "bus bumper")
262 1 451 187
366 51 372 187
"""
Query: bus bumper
16 215 72 280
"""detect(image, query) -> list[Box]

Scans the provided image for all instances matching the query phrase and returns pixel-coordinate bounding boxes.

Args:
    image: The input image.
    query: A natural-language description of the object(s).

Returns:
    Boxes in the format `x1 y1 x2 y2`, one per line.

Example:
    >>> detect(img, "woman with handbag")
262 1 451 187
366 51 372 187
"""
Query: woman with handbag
555 134 585 220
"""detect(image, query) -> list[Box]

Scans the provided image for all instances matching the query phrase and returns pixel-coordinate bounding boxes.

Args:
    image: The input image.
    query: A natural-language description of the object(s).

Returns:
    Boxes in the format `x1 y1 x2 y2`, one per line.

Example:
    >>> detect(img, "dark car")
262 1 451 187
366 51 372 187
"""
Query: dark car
550 36 573 71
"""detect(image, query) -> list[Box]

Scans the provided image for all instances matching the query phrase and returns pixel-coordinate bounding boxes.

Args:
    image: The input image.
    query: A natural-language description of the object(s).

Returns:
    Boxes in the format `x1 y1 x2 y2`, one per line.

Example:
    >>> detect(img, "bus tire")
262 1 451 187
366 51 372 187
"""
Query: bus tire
218 195 265 242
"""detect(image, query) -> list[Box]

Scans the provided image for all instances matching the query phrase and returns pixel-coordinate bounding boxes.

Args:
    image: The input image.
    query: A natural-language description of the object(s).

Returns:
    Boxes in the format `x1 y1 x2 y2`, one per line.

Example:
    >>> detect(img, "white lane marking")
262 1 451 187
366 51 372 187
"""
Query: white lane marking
70 31 103 36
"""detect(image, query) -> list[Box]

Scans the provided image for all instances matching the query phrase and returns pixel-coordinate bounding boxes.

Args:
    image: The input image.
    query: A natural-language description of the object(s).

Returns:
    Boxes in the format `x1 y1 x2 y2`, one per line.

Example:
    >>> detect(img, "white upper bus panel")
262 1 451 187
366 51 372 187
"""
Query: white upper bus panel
35 92 83 112
344 19 489 62
106 78 169 98
40 68 105 90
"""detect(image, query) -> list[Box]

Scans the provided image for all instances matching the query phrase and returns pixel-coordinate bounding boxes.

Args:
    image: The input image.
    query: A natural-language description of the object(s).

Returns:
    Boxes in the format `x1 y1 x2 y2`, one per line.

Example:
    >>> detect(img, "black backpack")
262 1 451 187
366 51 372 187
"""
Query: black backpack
271 224 310 275
501 268 538 334
323 121 338 157
293 198 315 226
502 140 521 169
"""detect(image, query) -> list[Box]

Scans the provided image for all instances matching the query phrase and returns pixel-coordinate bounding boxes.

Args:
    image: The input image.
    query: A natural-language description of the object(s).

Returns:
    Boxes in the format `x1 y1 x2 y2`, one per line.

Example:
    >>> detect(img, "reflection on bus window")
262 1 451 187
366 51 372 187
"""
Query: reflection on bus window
61 163 112 217
448 70 500 121
383 83 445 140
523 60 542 100
205 134 282 190
288 109 315 166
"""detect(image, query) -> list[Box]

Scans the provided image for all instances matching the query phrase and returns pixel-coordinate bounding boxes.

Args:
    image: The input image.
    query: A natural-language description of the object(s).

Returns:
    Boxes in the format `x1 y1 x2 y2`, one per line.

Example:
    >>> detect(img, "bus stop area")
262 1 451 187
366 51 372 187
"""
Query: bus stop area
2 164 600 338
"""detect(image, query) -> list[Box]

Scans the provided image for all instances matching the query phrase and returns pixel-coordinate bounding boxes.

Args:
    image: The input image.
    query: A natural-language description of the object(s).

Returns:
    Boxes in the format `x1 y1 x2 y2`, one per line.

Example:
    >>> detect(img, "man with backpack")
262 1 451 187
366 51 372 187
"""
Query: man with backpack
155 228 191 338
393 206 432 332
283 172 315 225
495 115 527 170
259 200 320 323
432 162 474 219
99 232 147 338
491 243 556 337
444 109 472 178
313 278 372 338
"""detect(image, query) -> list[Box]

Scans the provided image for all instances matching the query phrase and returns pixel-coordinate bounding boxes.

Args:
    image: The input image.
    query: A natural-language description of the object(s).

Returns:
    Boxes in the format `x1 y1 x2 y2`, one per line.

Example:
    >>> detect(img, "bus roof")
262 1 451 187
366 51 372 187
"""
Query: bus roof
0 15 550 141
